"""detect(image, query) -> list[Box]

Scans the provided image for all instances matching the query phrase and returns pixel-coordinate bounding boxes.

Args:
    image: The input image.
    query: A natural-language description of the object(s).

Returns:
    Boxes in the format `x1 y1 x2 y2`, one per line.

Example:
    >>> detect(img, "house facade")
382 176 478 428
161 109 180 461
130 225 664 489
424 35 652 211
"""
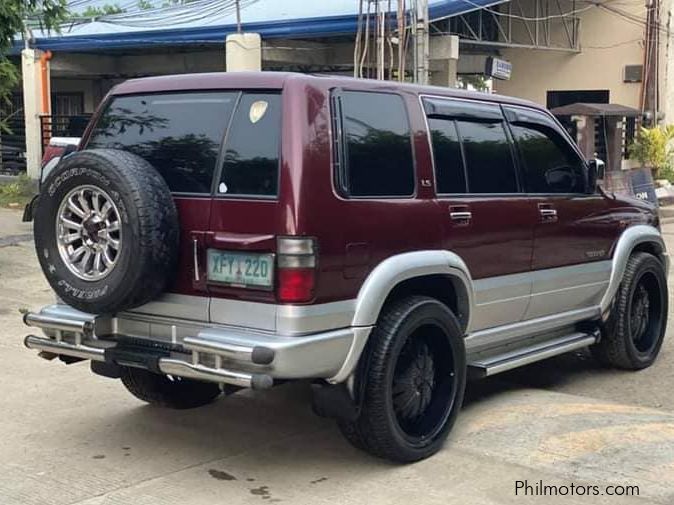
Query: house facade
4 0 671 177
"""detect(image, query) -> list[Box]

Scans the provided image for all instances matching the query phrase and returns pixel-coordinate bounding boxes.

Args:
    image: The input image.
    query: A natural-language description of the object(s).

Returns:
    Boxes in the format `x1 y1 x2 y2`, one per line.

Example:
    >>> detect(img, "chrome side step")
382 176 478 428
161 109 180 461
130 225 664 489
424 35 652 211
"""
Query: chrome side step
468 330 600 378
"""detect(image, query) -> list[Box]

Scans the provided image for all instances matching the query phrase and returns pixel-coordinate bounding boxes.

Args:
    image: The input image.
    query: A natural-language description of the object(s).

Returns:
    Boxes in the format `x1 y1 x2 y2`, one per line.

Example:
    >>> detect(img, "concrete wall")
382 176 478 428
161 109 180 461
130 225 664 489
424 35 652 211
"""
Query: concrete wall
494 0 645 111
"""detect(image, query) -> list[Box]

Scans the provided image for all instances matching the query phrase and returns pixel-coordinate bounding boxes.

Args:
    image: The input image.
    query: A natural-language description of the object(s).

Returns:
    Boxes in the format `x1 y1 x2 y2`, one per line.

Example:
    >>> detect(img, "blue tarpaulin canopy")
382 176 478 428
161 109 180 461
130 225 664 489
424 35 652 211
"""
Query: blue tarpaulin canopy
16 0 506 52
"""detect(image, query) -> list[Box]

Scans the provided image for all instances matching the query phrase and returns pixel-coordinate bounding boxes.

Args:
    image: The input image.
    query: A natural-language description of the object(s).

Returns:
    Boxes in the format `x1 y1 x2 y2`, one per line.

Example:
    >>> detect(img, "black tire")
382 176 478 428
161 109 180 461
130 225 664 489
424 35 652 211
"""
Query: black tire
120 367 221 409
338 296 466 463
591 252 668 370
33 149 179 314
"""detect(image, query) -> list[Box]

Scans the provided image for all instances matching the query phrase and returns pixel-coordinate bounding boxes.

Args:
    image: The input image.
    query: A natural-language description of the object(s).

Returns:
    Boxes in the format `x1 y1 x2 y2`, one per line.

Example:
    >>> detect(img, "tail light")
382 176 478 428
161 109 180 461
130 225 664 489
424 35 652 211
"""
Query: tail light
276 237 316 303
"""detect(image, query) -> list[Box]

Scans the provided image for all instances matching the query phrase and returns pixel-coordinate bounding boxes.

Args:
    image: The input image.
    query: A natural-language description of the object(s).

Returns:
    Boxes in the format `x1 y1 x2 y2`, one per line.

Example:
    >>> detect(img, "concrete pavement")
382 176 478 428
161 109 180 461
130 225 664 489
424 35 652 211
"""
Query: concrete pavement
1 207 674 504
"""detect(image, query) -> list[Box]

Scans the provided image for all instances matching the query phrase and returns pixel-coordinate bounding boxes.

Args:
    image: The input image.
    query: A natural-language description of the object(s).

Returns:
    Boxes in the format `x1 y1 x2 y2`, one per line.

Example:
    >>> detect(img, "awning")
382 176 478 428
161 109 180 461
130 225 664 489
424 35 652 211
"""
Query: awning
550 103 642 118
14 0 508 53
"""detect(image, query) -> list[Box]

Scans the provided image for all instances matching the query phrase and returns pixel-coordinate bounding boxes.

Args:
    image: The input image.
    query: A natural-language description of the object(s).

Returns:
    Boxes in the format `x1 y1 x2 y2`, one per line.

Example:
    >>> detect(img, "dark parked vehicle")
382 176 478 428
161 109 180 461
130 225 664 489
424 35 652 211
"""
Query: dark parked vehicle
24 73 668 462
1 143 26 174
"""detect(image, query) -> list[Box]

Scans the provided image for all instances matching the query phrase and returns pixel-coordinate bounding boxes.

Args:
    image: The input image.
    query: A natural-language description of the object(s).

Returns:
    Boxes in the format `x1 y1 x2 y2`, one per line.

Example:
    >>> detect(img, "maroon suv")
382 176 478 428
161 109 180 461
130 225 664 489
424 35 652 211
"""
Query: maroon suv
24 72 668 462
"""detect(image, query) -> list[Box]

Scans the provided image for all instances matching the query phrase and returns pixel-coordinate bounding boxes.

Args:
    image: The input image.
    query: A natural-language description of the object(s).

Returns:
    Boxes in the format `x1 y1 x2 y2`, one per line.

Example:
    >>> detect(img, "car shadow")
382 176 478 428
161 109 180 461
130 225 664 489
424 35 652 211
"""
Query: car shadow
62 349 637 477
463 348 616 405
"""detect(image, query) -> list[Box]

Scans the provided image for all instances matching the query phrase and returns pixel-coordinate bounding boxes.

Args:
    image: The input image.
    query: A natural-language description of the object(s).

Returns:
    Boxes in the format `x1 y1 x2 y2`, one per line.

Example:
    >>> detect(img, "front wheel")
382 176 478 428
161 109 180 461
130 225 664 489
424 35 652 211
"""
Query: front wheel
592 252 668 370
338 296 466 463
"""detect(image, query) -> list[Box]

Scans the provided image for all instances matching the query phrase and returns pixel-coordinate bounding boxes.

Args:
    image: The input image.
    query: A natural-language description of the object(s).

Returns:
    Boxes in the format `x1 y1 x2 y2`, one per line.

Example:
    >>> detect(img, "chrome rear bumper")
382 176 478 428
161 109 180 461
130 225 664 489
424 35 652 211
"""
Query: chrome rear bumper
24 304 371 390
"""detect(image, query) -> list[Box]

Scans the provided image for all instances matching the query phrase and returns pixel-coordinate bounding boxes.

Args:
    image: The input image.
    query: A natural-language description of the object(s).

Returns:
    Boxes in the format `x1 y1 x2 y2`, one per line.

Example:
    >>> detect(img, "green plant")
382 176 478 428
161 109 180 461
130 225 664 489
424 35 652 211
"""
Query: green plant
629 125 674 179
0 173 36 207
0 1 68 132
79 4 125 18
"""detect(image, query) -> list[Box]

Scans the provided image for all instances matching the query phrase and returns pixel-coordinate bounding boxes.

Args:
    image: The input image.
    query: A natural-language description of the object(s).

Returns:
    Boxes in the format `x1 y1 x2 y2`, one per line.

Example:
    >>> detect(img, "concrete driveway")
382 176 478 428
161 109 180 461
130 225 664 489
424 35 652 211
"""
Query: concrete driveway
2 207 674 505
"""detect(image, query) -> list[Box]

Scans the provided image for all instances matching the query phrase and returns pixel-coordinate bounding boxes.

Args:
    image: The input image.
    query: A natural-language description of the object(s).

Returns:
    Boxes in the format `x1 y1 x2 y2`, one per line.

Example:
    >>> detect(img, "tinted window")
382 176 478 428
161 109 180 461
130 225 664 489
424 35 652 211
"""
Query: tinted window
511 123 587 193
219 93 281 197
339 91 414 197
428 117 466 193
455 121 518 193
88 92 237 193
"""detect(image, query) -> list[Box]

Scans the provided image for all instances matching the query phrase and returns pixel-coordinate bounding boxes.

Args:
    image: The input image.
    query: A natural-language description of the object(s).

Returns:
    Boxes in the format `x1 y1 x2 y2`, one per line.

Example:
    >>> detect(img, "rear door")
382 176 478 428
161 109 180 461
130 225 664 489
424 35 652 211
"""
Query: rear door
86 91 239 320
423 97 537 331
206 92 284 329
503 105 619 319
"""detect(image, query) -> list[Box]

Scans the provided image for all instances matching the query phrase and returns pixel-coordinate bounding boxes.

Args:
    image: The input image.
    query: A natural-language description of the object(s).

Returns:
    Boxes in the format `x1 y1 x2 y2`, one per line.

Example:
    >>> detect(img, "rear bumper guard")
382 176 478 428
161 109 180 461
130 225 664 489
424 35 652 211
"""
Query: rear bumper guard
24 305 371 389
24 334 271 389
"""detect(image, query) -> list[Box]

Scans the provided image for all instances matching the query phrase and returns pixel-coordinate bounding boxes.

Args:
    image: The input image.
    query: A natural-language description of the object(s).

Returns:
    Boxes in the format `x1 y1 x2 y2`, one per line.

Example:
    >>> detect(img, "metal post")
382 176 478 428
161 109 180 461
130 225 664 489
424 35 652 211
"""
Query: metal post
415 0 429 85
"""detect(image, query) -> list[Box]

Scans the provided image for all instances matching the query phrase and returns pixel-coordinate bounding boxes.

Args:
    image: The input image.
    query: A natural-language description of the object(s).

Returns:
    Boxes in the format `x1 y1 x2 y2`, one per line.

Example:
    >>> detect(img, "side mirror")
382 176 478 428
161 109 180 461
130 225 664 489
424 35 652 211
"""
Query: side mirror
587 158 605 193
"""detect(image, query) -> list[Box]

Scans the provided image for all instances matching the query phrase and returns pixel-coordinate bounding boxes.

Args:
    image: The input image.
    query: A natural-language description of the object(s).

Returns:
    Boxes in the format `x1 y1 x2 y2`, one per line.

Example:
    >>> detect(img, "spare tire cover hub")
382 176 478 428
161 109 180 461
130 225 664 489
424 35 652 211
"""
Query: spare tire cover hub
56 185 122 281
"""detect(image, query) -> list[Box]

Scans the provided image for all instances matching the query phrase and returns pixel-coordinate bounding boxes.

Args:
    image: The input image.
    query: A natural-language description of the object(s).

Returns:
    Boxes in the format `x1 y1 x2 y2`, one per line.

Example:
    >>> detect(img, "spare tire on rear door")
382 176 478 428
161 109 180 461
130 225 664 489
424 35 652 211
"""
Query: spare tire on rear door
34 149 179 314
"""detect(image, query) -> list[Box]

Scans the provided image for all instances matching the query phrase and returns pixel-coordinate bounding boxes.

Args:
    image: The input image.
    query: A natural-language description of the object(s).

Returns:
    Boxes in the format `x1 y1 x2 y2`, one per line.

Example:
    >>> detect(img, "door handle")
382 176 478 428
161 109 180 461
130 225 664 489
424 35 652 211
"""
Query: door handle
450 211 473 220
538 203 558 223
193 238 201 282
449 205 472 224
190 231 208 287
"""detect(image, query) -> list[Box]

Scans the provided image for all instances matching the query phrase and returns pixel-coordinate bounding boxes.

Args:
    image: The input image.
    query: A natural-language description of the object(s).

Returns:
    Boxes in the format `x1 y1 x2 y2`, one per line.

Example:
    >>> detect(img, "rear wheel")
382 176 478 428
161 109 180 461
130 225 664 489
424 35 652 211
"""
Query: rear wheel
338 296 466 463
120 367 221 409
592 252 668 370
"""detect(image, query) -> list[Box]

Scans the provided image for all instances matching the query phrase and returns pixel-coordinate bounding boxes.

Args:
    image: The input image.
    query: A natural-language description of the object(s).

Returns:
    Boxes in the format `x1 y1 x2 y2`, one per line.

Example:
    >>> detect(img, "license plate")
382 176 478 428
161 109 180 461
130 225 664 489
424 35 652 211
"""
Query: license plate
207 250 274 289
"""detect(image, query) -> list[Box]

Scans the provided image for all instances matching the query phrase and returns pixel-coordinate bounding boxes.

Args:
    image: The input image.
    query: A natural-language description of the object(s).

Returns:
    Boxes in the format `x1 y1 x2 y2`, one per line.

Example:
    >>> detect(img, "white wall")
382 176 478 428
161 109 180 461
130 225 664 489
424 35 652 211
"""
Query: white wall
493 0 645 111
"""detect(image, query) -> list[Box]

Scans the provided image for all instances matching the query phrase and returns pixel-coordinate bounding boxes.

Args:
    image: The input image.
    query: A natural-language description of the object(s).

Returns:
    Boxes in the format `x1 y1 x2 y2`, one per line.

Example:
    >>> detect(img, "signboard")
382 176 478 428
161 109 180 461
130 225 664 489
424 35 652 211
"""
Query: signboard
629 167 658 206
485 57 512 80
603 168 659 207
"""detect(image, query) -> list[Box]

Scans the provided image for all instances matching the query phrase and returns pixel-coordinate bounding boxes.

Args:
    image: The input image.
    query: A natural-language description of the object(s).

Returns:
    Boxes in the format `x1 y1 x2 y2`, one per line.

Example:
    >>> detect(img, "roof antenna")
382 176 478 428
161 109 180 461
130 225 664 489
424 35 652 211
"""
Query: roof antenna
235 0 242 34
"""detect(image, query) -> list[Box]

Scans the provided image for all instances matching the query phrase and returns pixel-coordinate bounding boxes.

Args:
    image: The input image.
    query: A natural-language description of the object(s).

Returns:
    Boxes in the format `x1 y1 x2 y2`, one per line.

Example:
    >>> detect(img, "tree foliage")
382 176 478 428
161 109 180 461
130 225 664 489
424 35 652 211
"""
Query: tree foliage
79 4 125 18
629 125 674 180
0 1 68 129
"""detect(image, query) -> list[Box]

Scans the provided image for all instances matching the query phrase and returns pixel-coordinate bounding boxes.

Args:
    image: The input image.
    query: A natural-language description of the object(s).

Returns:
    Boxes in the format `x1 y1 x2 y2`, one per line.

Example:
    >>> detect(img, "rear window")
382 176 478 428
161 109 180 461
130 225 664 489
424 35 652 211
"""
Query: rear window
87 92 238 194
336 91 415 197
218 93 281 197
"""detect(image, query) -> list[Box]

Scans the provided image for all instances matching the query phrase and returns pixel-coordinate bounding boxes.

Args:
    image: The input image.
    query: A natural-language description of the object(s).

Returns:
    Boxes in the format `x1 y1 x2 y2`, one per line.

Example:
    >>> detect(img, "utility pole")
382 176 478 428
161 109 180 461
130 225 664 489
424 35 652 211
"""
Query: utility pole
414 0 429 85
235 0 242 34
397 0 405 81
641 0 660 123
